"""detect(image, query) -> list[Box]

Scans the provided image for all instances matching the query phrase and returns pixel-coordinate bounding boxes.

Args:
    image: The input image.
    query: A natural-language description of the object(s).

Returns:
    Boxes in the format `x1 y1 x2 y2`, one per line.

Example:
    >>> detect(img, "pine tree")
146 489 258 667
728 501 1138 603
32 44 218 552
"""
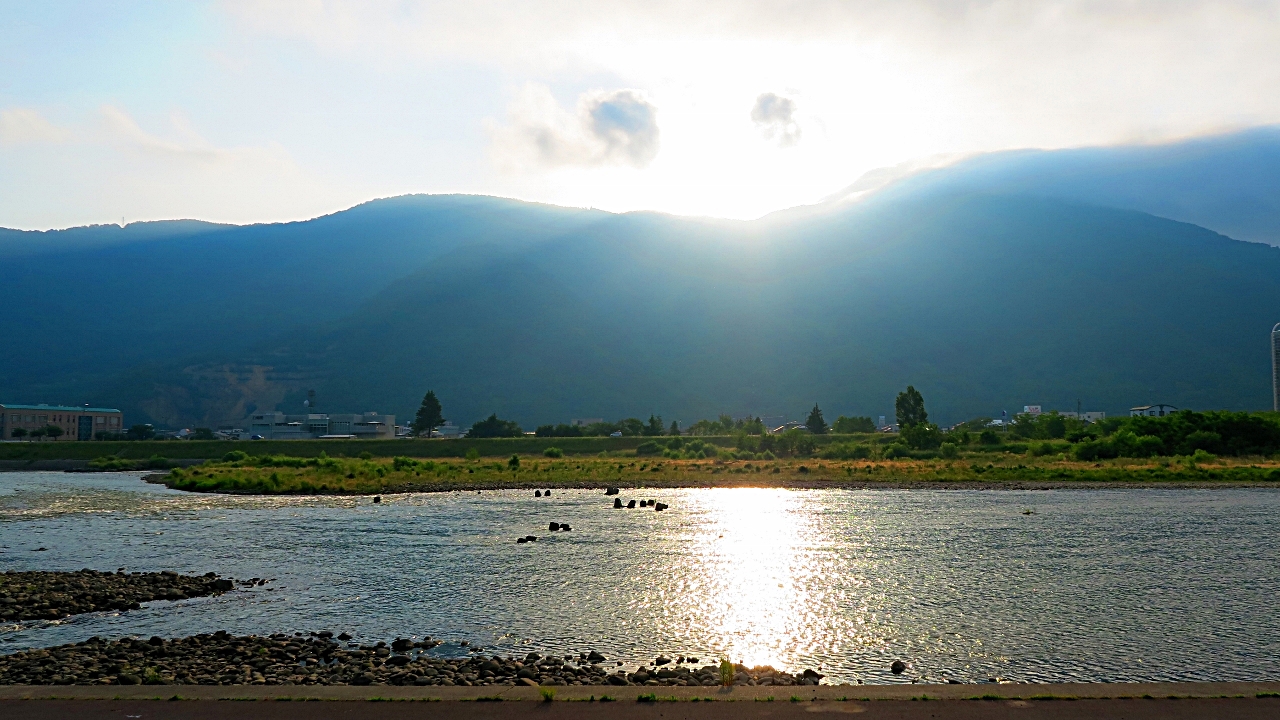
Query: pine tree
411 390 445 437
668 420 680 435
805 404 828 434
644 414 664 436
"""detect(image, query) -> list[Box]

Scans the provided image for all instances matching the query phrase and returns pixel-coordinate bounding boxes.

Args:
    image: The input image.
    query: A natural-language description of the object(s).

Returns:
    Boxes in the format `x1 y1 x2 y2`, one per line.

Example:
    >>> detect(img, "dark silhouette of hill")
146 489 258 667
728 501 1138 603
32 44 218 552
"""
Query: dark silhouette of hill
5 130 1280 429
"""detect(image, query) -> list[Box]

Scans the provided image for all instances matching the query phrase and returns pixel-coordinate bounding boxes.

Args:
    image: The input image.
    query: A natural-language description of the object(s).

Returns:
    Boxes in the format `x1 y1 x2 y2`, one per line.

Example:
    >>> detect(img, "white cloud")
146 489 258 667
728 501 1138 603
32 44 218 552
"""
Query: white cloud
0 105 348 229
751 93 800 147
0 108 71 145
490 84 659 169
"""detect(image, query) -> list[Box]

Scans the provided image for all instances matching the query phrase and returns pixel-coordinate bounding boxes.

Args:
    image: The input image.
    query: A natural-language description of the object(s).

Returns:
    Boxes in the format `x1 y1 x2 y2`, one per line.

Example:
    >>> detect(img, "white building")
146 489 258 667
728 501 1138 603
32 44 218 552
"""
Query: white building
1061 411 1106 423
246 411 395 439
1130 404 1177 417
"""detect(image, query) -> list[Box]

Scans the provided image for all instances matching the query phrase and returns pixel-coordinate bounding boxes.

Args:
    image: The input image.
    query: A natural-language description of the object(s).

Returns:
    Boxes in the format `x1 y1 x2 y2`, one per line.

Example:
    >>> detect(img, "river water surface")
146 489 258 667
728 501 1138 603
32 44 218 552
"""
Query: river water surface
1 471 1278 684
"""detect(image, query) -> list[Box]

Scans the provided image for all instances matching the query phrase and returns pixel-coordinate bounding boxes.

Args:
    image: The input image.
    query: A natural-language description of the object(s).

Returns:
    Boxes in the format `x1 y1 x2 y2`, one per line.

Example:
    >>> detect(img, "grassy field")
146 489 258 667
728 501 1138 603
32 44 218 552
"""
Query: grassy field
0 435 751 462
155 452 1280 495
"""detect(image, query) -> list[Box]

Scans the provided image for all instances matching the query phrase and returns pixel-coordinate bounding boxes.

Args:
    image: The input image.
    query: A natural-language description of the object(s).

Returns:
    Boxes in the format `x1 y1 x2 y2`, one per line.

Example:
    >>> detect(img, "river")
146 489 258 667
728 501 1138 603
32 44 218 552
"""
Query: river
1 471 1278 684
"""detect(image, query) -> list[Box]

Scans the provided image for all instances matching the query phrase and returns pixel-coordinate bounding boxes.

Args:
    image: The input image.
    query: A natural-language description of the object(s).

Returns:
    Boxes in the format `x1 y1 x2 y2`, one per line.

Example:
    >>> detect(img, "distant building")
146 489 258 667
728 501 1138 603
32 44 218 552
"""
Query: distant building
246 411 395 440
1 403 123 441
1272 323 1280 411
433 423 462 438
1130 404 1177 417
1061 411 1106 423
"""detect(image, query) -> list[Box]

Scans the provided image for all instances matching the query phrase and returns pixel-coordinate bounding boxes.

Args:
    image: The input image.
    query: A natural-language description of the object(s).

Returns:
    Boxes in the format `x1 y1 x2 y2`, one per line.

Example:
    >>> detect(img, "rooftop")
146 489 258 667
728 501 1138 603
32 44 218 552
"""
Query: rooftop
1 403 121 413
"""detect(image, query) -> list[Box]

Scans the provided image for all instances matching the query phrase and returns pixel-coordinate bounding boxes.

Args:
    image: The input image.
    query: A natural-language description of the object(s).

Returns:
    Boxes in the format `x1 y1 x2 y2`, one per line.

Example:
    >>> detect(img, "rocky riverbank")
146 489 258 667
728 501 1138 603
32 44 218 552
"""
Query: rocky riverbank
0 633 823 687
0 570 236 622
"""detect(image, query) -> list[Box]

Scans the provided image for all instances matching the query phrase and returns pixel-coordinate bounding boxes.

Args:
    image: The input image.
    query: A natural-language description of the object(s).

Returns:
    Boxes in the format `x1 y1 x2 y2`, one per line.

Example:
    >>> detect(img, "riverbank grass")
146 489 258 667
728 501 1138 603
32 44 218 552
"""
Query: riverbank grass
158 451 1280 495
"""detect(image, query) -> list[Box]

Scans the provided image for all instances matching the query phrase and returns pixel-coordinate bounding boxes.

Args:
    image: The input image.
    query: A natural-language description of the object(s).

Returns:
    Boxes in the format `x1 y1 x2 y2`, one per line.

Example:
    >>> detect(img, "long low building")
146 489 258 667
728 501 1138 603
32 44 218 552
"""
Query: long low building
246 411 395 440
1 403 124 441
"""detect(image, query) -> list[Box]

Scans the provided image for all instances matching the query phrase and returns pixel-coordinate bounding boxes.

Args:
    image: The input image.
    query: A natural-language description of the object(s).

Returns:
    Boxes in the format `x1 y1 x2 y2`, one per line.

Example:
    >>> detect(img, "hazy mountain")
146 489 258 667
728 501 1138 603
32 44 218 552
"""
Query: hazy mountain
845 126 1280 245
5 130 1280 430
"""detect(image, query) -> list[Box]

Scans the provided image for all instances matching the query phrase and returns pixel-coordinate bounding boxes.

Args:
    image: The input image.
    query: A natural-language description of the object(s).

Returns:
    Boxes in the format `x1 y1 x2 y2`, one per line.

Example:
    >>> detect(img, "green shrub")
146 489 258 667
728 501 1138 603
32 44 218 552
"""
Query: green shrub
465 447 480 461
820 442 871 460
978 429 1001 445
900 422 942 450
543 446 563 458
636 441 663 456
883 443 910 459
939 442 958 459
222 450 249 462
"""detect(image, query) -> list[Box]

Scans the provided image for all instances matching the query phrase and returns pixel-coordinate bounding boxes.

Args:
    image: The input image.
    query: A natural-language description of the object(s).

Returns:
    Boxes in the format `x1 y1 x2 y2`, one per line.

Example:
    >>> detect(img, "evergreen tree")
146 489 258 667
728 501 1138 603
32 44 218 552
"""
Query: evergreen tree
805 404 828 434
896 386 928 428
412 390 445 437
644 414 664 436
669 420 680 435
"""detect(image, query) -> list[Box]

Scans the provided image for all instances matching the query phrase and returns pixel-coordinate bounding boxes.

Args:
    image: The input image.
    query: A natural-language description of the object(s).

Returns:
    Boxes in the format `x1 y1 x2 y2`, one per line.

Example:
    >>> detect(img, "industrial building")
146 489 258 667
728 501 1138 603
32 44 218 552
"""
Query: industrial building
1 403 124 441
245 411 395 440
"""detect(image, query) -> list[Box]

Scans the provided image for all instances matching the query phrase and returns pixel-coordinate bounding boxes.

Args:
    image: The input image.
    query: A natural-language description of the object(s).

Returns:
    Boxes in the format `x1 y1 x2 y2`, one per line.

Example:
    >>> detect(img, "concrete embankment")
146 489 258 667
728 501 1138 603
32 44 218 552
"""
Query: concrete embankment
1 684 1279 720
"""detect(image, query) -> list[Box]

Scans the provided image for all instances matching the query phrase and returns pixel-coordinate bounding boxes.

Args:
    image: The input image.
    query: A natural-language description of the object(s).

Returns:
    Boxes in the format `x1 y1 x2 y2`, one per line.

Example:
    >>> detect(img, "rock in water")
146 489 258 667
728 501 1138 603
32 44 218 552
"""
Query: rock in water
613 498 623 508
525 535 538 542
373 496 381 503
606 488 619 495
588 650 606 663
535 490 542 497
627 500 636 509
560 524 571 531
891 660 907 674
544 490 551 497
549 522 560 531
654 656 671 666
517 538 528 544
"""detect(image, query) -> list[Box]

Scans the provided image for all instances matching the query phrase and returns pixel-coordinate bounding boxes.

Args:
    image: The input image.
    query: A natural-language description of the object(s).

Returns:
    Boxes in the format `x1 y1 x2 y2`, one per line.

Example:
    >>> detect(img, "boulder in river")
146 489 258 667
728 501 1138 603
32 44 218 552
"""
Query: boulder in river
627 500 636 508
891 660 907 674
549 522 560 531
613 498 623 508
606 488 619 495
535 490 542 497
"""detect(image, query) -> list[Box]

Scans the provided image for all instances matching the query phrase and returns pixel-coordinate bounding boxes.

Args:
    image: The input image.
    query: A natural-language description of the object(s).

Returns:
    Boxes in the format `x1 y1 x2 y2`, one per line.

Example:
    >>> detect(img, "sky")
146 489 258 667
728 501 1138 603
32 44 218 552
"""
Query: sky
3 1 1280 229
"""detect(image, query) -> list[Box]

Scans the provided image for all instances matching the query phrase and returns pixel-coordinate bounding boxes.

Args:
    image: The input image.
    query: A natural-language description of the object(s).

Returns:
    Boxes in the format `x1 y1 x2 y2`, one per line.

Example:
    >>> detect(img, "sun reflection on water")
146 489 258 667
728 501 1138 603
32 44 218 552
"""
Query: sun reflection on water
687 488 851 669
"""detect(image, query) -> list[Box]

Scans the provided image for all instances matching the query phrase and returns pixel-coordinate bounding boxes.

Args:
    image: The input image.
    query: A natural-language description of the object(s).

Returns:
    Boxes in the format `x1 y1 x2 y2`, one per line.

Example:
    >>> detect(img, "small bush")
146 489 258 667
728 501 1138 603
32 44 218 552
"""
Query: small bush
939 442 958 459
883 444 910 459
465 447 480 461
222 450 248 462
978 429 1000 445
543 446 564 458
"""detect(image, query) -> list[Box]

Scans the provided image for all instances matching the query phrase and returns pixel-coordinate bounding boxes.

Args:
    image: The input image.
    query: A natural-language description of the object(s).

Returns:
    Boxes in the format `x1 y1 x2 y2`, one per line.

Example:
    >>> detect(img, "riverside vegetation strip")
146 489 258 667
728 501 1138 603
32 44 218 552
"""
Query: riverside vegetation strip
151 451 1280 495
0 570 235 622
0 634 823 687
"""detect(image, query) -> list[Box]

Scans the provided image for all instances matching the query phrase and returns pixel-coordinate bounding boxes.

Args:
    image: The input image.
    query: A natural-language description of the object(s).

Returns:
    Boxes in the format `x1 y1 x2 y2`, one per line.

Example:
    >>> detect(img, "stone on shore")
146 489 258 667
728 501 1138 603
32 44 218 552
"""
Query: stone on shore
0 570 237 623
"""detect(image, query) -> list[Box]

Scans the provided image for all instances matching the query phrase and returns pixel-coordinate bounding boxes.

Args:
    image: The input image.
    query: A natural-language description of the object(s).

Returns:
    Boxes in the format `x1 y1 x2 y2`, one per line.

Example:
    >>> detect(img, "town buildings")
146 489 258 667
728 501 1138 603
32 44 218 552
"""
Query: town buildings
245 411 395 440
1 403 123 440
